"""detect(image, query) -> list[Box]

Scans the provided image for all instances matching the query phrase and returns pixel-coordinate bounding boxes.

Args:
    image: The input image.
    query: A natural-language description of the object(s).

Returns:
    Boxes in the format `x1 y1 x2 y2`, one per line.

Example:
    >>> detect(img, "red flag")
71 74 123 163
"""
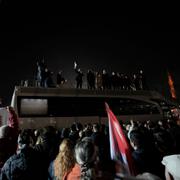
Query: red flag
168 72 176 99
105 102 135 175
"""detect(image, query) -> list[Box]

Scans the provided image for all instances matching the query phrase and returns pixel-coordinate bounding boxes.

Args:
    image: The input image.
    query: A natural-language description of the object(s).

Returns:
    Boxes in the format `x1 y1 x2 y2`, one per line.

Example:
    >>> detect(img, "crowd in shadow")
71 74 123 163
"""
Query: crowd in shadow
1 107 180 179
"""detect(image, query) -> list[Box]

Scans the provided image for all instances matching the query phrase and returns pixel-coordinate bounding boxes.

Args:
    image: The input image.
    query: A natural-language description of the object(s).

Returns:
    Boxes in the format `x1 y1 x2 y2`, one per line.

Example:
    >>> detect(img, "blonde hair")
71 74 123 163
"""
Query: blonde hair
54 139 75 180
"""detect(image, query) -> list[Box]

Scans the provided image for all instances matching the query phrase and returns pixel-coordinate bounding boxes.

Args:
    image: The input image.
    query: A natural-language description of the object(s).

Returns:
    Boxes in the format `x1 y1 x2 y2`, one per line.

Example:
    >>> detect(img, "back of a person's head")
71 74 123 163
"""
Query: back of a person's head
44 125 56 133
6 106 14 113
61 127 70 139
154 131 174 153
75 137 95 164
75 138 97 179
93 123 100 132
76 122 83 131
18 129 32 146
129 130 144 149
39 126 56 144
71 123 77 132
59 138 74 152
54 138 75 179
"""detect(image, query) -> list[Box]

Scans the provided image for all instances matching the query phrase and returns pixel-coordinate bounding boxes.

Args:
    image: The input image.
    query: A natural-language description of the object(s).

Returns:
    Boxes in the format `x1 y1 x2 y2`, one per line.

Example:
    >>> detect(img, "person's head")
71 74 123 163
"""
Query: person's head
34 129 40 137
129 130 144 150
125 124 131 131
71 123 77 132
75 138 97 179
154 131 174 155
102 69 106 74
92 123 100 132
6 106 14 113
59 138 74 152
61 127 70 139
79 130 85 139
76 122 83 131
17 129 33 152
54 138 75 179
140 70 143 74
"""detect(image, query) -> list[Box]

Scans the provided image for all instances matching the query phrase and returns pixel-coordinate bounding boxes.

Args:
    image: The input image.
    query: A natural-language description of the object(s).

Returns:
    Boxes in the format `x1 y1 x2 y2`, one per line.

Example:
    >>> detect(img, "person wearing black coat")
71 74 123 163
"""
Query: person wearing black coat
0 130 45 180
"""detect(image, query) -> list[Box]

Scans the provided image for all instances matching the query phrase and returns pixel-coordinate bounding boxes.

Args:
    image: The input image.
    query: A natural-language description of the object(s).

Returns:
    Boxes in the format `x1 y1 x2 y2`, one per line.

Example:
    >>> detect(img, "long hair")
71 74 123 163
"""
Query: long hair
54 138 75 180
75 138 97 180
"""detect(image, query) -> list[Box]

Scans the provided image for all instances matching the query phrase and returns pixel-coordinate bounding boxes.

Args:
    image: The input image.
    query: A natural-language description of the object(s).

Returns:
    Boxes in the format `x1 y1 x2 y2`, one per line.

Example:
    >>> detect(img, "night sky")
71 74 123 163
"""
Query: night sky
0 1 180 105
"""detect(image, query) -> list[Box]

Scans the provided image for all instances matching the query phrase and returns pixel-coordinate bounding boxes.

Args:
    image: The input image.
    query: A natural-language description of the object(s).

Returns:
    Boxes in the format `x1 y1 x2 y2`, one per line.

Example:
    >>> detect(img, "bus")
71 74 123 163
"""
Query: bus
10 86 175 129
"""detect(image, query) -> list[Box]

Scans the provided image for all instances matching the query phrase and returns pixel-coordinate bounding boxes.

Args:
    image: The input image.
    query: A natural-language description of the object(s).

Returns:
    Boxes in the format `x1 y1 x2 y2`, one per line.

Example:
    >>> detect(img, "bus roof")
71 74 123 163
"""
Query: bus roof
12 86 164 99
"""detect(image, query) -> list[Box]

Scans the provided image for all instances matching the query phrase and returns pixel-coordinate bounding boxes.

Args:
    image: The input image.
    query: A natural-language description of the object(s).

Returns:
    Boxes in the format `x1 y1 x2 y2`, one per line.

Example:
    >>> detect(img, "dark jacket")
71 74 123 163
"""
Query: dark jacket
0 146 45 180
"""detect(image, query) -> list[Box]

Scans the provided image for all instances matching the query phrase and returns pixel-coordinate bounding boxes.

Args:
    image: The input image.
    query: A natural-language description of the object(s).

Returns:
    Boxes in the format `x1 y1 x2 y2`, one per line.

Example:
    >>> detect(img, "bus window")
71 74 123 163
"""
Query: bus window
107 98 160 115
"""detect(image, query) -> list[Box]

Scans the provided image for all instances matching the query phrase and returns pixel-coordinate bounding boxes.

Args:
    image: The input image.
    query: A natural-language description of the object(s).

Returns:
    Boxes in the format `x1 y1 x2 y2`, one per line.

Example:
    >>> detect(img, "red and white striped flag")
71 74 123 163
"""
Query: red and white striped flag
105 102 135 176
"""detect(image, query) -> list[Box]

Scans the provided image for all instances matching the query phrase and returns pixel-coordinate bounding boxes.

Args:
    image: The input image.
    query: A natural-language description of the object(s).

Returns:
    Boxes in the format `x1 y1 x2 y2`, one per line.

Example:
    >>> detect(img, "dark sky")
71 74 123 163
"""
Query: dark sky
0 1 180 105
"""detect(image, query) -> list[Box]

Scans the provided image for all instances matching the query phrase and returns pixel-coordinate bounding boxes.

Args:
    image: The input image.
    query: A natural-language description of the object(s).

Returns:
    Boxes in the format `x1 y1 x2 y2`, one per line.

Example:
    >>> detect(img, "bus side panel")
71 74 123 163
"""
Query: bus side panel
0 108 9 126
19 116 101 129
19 114 163 130
100 114 163 126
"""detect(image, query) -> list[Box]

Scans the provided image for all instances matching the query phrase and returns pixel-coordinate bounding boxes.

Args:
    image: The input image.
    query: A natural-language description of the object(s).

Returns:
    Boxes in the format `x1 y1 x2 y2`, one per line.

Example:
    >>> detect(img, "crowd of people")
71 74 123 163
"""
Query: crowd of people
1 106 180 179
73 61 147 91
30 59 148 91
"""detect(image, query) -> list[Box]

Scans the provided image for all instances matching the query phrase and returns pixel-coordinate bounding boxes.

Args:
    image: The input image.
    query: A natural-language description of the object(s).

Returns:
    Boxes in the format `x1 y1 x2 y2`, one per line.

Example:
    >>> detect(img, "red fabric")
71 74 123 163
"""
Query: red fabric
63 163 81 180
8 109 19 146
168 72 176 99
8 110 19 130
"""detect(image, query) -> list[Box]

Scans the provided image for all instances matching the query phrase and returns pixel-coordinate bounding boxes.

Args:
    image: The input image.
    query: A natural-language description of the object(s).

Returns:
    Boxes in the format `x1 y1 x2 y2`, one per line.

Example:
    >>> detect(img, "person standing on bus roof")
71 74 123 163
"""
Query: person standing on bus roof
57 70 66 87
137 70 148 90
87 69 95 90
74 61 84 89
36 59 46 87
102 69 109 90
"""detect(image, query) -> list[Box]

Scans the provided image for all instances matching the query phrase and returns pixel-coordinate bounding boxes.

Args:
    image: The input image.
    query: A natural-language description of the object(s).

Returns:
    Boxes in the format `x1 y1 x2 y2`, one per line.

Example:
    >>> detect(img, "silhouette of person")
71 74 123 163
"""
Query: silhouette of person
57 70 66 87
74 61 84 89
87 69 95 90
